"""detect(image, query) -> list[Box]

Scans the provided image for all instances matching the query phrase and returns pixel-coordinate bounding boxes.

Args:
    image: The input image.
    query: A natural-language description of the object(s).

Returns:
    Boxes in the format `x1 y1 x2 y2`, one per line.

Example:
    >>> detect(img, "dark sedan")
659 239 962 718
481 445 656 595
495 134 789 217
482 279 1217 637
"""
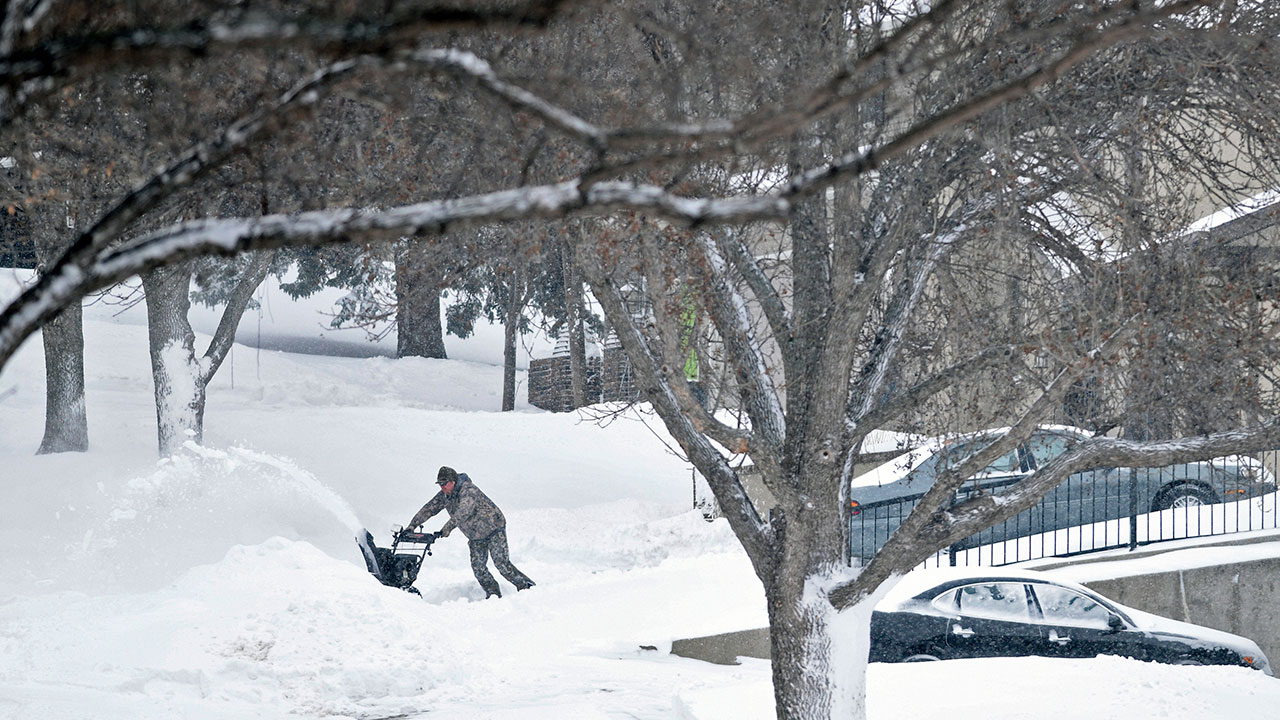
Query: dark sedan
870 568 1271 673
849 426 1277 559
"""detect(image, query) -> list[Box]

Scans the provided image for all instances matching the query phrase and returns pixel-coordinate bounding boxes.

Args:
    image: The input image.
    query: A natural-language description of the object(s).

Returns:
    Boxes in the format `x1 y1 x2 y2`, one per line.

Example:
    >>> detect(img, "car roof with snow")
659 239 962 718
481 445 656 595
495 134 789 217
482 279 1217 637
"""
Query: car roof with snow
852 424 1095 489
878 566 1106 609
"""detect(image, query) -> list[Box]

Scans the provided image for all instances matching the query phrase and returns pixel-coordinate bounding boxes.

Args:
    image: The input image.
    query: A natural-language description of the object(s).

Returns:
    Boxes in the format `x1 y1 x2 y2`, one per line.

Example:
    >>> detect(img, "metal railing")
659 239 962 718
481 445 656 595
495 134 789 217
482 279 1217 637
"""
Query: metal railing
850 449 1280 568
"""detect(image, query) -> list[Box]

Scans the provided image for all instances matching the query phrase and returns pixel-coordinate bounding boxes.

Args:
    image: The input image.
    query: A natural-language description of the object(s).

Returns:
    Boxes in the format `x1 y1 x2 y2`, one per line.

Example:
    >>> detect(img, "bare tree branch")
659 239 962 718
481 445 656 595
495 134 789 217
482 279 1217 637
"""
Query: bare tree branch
198 250 274 385
831 316 1138 609
0 0 574 118
695 233 787 477
576 247 778 579
849 343 1019 434
709 227 794 368
783 0 1212 202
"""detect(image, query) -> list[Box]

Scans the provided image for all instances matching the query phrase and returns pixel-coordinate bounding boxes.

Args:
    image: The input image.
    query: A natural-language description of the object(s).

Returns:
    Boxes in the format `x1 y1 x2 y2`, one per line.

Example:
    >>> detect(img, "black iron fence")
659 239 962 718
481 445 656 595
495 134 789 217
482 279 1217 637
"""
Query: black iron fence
850 449 1280 568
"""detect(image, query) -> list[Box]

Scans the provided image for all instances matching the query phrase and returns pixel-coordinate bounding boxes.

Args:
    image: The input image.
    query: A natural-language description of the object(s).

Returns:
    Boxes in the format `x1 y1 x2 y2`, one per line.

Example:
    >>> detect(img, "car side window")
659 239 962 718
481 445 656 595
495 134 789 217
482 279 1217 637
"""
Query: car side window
930 589 959 614
980 448 1023 474
1033 585 1112 629
956 582 1030 621
1027 434 1072 468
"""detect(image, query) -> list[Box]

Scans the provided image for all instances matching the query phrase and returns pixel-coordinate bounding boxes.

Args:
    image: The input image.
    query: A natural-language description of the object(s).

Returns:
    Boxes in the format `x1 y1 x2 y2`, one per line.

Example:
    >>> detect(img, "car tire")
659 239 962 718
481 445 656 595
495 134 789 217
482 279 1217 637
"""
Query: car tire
1153 485 1215 512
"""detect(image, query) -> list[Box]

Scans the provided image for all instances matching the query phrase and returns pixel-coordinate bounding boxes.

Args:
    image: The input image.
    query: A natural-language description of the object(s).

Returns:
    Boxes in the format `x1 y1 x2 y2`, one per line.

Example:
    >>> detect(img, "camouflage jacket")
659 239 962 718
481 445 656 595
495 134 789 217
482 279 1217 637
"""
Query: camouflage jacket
408 473 506 540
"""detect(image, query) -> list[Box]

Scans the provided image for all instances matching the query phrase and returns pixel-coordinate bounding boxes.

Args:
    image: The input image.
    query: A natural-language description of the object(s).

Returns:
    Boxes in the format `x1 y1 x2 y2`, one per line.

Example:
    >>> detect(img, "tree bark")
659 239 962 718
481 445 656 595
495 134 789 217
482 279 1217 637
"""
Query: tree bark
502 263 527 412
561 239 586 407
36 301 87 453
33 227 89 455
768 584 877 720
142 262 204 455
141 252 274 456
395 241 447 359
766 504 876 719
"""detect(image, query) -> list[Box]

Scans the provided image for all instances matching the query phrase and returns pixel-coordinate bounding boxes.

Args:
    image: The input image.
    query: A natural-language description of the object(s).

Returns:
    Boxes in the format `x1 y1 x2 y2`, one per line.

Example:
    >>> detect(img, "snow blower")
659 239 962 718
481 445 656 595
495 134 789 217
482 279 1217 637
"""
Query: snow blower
358 527 437 596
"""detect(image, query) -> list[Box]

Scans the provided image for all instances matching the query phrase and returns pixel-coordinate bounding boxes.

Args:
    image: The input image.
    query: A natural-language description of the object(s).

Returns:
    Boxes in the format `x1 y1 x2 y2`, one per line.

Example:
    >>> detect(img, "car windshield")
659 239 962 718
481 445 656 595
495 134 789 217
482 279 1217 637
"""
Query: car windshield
905 440 1022 485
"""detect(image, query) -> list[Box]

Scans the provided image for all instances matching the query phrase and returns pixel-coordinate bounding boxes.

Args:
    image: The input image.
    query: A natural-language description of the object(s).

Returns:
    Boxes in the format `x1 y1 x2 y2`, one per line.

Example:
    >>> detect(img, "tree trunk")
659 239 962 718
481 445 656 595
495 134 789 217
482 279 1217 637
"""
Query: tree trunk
502 264 526 412
142 263 205 455
561 242 587 407
767 577 880 720
395 241 447 359
36 301 88 453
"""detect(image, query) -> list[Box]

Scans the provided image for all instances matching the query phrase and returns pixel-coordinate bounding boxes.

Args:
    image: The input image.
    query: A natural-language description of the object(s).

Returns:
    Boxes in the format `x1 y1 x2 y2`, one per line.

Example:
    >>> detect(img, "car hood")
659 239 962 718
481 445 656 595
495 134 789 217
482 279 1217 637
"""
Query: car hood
1125 606 1271 675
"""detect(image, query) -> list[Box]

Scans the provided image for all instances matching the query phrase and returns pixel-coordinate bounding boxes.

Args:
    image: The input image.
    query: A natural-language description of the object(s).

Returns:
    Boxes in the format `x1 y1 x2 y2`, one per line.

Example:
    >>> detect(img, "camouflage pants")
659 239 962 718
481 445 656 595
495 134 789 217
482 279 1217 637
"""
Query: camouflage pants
468 528 534 597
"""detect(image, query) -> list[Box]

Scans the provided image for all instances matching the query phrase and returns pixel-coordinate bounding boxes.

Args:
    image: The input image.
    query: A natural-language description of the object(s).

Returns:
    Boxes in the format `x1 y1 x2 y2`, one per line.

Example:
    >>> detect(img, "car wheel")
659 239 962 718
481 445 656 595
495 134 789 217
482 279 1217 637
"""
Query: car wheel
1153 485 1214 512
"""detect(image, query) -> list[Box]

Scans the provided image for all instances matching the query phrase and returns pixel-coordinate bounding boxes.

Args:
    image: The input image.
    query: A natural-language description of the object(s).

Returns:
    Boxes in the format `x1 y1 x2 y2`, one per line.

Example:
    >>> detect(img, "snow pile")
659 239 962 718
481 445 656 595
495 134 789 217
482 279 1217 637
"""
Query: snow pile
1 538 464 719
0 442 364 595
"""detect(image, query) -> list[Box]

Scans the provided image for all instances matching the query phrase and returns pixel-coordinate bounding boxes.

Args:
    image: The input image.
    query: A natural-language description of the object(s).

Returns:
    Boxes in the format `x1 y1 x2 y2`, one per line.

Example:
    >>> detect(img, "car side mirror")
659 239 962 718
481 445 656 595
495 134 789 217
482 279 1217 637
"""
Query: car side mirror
1107 614 1125 633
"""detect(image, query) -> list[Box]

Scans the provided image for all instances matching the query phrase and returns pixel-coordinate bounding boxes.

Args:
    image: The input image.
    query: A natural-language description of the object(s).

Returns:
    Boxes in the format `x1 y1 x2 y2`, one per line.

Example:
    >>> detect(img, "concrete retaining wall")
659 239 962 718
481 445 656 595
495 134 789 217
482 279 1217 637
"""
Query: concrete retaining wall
1034 535 1280 663
671 535 1280 665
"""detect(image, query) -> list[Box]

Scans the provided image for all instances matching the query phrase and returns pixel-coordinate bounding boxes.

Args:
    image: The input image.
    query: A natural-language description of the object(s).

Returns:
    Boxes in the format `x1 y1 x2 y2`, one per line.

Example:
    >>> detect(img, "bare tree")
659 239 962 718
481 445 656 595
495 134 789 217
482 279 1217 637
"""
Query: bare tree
5 2 1280 719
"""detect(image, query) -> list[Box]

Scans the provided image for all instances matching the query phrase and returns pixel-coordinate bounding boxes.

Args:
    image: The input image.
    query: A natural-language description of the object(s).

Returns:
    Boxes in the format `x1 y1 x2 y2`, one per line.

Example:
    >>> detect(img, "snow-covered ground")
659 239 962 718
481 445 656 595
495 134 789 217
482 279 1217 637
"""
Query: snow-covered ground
2 272 1279 719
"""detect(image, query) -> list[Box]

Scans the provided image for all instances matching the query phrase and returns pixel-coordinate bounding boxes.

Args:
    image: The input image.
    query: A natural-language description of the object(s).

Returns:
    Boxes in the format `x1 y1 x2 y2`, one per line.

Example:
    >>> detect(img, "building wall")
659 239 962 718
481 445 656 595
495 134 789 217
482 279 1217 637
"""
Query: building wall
527 347 637 412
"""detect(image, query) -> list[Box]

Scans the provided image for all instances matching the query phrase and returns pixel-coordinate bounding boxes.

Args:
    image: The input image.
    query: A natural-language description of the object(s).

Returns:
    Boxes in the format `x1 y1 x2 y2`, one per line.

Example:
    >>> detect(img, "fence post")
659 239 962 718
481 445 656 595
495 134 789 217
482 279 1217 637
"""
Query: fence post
1128 466 1139 551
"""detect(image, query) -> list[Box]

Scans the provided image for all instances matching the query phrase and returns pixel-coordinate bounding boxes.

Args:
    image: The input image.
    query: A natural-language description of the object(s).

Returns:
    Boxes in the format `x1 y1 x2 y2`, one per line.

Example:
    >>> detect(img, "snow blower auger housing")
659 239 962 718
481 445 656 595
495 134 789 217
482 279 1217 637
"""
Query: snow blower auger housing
358 527 437 596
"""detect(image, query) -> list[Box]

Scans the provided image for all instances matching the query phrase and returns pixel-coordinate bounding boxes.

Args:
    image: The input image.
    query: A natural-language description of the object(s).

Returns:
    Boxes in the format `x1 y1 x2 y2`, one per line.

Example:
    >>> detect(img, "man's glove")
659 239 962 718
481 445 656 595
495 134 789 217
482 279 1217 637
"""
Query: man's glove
437 527 451 538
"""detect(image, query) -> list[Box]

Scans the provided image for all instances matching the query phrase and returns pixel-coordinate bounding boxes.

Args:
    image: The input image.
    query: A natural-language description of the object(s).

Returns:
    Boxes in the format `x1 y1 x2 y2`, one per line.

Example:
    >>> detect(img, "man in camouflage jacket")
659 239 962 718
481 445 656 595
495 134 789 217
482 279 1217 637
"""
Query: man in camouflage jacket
408 466 535 598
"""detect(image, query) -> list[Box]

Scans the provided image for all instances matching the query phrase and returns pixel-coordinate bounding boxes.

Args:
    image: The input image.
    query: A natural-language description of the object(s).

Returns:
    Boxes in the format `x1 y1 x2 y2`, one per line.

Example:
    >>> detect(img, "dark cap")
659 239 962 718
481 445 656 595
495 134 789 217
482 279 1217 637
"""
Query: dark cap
437 466 458 485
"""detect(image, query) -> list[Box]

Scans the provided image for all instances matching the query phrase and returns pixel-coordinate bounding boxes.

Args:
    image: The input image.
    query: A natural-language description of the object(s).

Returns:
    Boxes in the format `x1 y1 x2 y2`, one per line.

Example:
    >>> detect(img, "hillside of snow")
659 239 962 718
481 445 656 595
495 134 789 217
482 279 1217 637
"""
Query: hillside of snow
2 271 1278 719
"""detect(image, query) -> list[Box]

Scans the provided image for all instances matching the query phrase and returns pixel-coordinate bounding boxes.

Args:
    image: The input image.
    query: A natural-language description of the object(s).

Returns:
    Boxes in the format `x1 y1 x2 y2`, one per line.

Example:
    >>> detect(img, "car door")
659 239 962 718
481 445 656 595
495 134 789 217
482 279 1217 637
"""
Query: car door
1028 582 1140 661
944 582 1042 659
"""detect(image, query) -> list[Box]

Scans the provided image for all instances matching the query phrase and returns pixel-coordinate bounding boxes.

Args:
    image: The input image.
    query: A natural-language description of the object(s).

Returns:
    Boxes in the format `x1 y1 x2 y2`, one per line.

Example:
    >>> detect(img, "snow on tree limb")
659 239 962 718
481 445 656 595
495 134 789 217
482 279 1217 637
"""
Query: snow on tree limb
696 234 787 471
0 0 1210 377
0 180 788 370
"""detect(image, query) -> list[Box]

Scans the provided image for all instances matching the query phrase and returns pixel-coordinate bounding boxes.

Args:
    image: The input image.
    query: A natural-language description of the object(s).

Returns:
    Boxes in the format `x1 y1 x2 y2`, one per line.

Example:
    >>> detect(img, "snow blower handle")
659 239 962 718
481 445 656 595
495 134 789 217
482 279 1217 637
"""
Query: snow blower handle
391 527 438 554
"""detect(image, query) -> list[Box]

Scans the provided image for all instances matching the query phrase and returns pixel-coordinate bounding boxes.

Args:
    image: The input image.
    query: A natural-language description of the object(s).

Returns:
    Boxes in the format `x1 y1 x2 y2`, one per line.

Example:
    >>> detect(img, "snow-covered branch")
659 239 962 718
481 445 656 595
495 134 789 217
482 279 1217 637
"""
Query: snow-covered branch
944 418 1280 550
0 0 49 56
0 181 787 372
199 250 275 386
630 228 758 459
709 229 794 368
695 234 787 478
849 234 953 422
